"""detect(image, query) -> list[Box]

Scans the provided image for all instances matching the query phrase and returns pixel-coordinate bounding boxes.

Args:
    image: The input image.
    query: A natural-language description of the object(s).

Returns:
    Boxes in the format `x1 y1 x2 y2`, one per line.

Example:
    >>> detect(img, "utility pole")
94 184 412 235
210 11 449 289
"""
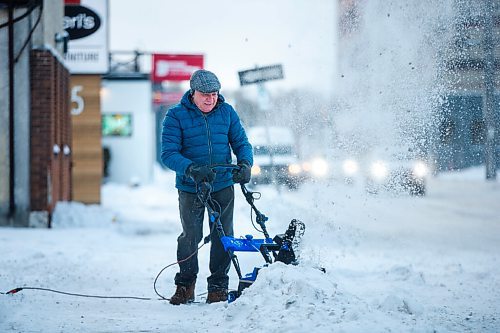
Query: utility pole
8 4 16 223
483 0 497 180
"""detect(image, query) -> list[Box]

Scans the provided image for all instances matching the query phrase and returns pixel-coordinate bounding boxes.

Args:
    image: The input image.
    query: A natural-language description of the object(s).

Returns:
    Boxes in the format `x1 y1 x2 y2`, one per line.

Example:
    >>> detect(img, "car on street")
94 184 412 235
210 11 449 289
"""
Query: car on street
362 148 431 195
247 126 305 190
323 146 432 195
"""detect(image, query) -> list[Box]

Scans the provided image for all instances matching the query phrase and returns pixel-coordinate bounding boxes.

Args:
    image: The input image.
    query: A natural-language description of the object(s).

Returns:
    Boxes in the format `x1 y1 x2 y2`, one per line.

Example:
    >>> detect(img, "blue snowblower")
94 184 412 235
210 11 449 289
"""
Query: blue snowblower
198 165 305 303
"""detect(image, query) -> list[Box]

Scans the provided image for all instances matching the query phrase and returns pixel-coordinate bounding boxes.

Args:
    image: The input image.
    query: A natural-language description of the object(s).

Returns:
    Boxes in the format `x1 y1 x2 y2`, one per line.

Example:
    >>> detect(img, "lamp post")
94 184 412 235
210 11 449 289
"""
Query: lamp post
483 0 497 180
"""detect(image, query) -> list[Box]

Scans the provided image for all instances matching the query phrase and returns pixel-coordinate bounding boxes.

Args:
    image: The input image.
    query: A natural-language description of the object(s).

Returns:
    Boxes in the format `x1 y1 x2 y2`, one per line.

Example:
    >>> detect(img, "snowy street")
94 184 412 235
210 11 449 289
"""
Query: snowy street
1 168 499 332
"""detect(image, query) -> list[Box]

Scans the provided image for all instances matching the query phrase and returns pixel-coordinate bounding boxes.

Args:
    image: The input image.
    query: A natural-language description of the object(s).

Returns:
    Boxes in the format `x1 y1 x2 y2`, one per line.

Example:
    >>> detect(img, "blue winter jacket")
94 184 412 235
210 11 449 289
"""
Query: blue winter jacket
161 91 253 193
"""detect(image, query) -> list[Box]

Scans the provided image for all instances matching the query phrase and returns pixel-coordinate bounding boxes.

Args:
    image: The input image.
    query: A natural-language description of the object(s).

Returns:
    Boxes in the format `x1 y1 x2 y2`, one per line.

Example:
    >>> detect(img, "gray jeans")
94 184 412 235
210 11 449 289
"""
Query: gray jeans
174 185 234 292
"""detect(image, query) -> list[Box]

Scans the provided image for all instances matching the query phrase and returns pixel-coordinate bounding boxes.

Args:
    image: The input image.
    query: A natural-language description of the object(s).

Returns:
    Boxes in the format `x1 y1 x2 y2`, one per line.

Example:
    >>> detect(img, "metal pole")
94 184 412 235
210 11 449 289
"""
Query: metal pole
483 0 497 180
8 5 16 221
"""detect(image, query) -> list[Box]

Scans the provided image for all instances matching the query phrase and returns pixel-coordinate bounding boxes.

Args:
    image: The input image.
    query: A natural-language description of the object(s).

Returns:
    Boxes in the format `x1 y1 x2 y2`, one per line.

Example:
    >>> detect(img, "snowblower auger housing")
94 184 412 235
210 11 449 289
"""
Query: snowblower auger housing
219 218 304 264
197 164 305 303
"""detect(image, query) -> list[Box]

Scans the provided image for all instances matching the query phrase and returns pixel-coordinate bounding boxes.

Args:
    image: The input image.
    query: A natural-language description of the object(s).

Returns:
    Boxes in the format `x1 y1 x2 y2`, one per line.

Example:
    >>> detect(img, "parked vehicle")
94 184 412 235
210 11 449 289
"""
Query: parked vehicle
247 126 304 189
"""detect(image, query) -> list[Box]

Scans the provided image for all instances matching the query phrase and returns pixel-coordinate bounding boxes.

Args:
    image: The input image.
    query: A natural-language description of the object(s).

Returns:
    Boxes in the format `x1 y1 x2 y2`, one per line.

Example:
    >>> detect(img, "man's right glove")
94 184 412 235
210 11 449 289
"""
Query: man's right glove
232 161 252 184
186 164 215 183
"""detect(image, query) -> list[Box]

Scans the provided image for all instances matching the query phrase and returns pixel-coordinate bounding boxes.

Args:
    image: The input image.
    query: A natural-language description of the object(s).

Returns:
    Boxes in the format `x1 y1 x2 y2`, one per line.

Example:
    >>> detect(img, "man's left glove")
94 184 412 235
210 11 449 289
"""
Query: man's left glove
186 164 215 184
232 161 252 184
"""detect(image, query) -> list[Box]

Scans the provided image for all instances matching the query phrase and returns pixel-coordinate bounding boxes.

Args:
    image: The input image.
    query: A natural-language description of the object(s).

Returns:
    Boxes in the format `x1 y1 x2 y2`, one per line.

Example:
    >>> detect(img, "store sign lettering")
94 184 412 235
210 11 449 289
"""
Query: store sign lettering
64 6 101 40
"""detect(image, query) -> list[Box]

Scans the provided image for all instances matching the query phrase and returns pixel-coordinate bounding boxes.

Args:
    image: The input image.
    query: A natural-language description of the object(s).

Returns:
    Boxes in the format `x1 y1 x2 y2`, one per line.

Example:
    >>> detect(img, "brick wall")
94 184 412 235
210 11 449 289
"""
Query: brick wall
30 50 72 217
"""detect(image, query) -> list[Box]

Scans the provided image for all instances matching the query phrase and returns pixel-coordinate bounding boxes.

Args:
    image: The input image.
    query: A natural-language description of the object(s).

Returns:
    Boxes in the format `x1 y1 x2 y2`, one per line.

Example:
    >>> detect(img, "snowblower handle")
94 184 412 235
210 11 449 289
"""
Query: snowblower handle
204 164 271 240
197 181 212 202
209 163 240 173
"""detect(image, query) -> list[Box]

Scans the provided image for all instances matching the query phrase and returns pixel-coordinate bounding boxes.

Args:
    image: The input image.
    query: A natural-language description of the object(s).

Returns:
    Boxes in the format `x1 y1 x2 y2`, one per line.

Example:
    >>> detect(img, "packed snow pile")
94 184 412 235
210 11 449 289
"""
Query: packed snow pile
221 263 336 330
52 201 115 228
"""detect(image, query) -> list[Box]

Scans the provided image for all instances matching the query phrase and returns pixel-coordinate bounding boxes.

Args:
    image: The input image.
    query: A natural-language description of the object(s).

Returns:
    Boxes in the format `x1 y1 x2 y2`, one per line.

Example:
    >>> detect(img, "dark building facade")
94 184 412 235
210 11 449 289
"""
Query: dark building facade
436 1 500 171
0 0 71 227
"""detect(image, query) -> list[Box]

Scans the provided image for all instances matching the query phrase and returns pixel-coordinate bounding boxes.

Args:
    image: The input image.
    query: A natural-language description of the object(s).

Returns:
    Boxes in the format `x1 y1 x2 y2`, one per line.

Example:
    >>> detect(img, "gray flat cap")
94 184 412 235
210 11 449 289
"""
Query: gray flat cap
190 69 221 93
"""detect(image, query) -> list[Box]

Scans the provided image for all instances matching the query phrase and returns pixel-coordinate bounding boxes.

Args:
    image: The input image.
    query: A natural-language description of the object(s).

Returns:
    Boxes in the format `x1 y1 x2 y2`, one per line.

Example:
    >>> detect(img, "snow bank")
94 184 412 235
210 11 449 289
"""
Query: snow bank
52 201 116 228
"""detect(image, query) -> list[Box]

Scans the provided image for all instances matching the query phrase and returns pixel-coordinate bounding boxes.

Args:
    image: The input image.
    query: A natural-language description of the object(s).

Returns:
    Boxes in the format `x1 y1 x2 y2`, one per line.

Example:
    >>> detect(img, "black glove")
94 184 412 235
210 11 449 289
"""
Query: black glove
232 161 252 184
186 164 215 183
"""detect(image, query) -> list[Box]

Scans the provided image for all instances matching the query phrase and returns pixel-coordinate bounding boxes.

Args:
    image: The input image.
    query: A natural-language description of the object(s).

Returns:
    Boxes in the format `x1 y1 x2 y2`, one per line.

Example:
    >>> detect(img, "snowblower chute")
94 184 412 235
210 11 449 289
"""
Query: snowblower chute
198 165 305 303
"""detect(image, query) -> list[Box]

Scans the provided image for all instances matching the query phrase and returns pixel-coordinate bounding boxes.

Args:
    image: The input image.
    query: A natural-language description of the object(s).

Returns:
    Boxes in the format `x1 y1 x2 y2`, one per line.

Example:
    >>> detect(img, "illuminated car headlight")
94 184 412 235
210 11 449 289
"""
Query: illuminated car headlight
288 163 302 175
309 158 328 177
342 159 359 176
370 160 388 180
251 165 261 176
413 161 429 178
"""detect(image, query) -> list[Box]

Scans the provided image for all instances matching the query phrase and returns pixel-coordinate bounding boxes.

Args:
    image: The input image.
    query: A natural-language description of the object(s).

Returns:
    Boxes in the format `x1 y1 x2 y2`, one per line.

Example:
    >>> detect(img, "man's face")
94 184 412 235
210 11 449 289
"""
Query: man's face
192 91 218 113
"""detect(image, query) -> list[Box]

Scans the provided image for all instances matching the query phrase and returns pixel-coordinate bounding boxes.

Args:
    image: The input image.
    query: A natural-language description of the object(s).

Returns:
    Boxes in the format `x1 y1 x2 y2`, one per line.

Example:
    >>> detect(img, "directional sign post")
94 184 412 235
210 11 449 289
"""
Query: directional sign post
238 64 284 86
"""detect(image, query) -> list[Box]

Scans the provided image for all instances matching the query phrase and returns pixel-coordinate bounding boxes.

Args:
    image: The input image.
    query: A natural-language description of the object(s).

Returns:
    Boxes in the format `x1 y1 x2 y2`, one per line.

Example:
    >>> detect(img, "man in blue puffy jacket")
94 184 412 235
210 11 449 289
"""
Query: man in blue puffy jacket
161 69 253 305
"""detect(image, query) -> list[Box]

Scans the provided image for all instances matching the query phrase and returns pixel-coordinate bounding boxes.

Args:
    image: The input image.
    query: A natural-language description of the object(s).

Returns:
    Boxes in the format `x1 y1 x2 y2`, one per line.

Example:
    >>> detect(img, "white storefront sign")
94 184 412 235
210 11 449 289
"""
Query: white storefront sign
64 0 108 74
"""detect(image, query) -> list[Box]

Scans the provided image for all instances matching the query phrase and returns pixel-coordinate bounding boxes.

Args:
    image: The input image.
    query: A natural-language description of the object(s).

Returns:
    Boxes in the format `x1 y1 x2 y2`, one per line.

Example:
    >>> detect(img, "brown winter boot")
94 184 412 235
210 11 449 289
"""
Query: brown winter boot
206 289 228 304
169 283 195 305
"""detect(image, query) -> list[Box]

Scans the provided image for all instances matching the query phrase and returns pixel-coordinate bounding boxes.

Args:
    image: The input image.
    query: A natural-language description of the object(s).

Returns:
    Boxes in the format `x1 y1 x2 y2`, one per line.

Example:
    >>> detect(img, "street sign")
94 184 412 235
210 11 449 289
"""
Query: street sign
238 64 284 86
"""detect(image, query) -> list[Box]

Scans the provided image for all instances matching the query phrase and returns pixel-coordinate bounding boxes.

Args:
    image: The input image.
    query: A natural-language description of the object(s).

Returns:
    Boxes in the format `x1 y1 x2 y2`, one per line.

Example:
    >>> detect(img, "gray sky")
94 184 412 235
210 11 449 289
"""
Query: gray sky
109 0 338 95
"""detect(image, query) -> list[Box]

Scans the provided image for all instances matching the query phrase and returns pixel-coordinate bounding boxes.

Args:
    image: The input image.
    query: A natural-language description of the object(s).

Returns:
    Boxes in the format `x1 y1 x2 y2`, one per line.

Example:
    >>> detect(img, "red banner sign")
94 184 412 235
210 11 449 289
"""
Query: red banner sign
153 91 184 106
152 54 204 82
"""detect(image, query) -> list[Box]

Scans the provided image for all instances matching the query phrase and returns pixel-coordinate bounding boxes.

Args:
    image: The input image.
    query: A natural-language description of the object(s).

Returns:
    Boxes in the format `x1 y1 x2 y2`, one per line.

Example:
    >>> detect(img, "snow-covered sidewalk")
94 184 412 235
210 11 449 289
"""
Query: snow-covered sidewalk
1 168 499 332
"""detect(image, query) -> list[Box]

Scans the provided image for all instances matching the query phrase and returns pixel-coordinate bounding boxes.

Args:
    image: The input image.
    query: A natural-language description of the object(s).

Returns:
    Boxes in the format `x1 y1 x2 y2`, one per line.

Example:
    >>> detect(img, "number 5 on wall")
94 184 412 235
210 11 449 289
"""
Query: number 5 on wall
71 85 84 115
